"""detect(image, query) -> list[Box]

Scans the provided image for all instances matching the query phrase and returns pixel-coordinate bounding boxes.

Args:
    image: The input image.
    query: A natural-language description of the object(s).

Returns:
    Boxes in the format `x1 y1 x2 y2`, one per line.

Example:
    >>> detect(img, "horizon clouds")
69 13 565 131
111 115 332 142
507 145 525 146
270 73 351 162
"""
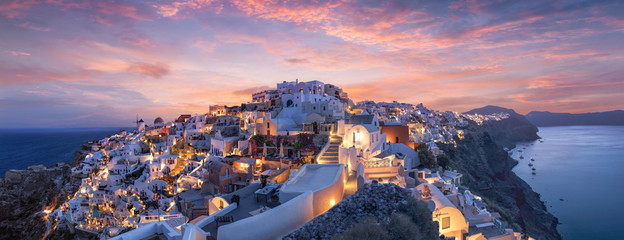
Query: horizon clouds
1 0 623 127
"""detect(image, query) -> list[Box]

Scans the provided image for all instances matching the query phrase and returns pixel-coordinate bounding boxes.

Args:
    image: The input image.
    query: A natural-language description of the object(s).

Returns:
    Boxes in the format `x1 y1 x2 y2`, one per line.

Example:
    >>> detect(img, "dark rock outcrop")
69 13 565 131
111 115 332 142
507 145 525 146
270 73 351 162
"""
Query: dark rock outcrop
284 183 436 240
465 105 540 148
442 117 561 240
0 146 88 240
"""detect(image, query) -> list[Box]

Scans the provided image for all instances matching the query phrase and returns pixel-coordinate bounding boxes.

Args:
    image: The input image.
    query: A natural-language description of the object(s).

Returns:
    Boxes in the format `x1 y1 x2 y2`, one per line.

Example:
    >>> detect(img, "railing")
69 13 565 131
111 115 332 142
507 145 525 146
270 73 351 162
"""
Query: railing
220 173 238 181
315 135 333 163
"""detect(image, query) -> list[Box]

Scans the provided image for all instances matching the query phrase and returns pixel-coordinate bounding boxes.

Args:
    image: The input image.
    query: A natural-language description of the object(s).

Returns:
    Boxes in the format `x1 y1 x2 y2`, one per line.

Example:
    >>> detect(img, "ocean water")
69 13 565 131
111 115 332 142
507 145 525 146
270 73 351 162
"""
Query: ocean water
511 126 624 240
0 128 132 177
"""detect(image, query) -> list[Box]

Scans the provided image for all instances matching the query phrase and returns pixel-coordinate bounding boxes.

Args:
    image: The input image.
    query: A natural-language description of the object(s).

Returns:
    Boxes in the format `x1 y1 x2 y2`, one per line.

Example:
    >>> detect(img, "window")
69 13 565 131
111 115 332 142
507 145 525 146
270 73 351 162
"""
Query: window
288 89 292 94
442 217 450 229
395 137 399 143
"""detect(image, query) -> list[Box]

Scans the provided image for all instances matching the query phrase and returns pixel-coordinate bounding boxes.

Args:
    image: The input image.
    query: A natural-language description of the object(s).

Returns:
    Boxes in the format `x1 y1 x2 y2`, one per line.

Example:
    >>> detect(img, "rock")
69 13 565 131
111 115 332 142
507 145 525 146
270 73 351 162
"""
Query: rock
439 119 562 240
0 152 83 240
284 183 410 240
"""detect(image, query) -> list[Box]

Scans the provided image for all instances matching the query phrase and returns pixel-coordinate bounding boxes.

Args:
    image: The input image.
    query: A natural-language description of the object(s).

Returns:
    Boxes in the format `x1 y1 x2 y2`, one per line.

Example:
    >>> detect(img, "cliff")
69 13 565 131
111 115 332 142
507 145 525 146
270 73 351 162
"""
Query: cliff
465 105 540 148
441 117 561 240
0 147 88 240
525 110 624 126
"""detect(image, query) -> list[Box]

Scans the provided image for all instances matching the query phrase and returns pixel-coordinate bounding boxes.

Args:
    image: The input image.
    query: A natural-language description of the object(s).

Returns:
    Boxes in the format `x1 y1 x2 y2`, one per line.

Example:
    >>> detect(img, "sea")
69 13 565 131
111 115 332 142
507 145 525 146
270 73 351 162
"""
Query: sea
0 128 132 178
510 126 624 240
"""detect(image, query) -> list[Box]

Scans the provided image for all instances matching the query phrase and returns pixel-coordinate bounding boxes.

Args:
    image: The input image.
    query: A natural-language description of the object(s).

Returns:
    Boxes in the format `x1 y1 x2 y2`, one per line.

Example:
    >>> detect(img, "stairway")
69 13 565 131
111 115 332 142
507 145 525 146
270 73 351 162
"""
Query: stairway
317 135 342 164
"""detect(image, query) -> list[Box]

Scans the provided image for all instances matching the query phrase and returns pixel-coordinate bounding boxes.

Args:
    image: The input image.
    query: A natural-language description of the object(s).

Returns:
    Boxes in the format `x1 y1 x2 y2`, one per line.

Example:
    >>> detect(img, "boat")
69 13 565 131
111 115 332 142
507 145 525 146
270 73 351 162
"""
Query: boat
530 158 535 161
518 149 523 152
528 163 533 166
520 156 524 159
532 167 536 171
532 172 536 175
539 139 544 143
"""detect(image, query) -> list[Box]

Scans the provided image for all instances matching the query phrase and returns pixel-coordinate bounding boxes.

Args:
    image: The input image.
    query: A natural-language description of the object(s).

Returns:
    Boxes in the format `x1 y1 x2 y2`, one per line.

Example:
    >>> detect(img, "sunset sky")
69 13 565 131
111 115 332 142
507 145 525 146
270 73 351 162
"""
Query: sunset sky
1 0 623 127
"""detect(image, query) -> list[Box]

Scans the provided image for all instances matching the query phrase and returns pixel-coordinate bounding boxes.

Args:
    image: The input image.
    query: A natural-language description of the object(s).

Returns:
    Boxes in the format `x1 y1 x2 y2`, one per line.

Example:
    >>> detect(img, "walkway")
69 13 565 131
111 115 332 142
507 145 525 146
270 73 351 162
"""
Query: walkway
317 135 342 164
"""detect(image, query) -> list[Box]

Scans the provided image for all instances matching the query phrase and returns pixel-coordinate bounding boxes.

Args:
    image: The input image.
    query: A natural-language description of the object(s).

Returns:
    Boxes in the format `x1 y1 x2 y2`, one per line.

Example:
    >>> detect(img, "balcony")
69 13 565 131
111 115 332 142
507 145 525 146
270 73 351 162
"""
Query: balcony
220 173 238 181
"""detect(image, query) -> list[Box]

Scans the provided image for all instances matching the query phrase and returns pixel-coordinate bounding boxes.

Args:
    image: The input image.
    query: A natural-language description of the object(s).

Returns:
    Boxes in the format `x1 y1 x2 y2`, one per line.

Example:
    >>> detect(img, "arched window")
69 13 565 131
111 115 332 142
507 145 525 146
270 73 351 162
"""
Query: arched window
286 100 293 107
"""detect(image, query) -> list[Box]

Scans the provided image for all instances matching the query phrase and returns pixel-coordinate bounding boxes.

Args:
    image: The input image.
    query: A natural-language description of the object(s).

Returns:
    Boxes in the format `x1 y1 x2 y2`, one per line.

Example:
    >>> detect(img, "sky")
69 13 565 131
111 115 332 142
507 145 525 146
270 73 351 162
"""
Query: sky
1 0 623 128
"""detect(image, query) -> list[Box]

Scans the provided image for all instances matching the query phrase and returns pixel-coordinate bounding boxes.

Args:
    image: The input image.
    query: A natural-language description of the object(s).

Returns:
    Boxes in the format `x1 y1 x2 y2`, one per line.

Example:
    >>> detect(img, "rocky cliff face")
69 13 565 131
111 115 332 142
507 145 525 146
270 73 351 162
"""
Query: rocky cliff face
285 183 437 240
0 148 88 240
443 118 561 240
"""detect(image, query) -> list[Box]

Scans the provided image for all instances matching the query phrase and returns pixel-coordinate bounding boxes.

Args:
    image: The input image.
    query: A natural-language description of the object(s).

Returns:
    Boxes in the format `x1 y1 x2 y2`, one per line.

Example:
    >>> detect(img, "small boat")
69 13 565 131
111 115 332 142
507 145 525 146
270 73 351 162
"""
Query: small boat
518 149 523 152
532 167 536 171
531 158 535 161
539 139 544 143
532 172 536 175
520 156 524 159
528 163 533 166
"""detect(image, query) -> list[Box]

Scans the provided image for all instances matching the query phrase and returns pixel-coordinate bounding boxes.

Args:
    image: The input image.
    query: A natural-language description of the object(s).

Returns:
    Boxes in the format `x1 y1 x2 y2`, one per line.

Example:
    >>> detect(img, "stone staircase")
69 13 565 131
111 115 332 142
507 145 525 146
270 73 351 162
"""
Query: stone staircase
317 135 342 164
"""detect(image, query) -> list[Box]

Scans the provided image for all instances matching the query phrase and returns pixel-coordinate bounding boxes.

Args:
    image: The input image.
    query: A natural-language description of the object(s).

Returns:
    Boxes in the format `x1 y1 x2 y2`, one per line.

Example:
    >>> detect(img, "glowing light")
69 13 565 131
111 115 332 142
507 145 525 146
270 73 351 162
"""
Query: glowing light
330 200 336 206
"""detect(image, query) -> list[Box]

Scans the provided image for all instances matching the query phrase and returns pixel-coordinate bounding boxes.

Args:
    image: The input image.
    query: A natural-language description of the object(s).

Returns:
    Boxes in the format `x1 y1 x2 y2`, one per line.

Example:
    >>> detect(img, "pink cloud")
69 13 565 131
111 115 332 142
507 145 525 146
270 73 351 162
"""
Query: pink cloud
127 62 170 78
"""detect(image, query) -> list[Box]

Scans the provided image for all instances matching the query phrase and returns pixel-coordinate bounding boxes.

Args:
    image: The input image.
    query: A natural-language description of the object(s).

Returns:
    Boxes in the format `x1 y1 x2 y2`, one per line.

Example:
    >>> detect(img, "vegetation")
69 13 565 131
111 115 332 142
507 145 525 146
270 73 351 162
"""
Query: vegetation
396 198 439 239
334 217 389 240
437 154 450 170
251 134 267 146
416 144 436 169
230 195 241 206
334 198 438 240
170 140 191 154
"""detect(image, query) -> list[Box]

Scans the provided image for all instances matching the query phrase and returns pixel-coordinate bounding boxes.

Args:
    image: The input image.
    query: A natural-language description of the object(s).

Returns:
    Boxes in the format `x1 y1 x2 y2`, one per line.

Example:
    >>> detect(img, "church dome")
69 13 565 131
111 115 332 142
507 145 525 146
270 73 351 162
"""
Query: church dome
154 117 164 124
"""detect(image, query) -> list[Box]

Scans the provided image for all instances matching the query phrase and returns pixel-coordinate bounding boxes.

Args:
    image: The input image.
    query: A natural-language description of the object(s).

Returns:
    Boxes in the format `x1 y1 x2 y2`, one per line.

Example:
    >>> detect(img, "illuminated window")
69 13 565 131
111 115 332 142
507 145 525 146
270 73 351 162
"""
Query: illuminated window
442 217 450 229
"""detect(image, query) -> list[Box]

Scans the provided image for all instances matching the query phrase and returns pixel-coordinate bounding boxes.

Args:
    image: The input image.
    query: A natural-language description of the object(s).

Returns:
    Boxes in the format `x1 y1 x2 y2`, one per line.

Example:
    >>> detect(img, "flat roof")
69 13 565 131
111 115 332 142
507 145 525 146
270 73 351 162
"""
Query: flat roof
280 164 343 193
200 183 300 237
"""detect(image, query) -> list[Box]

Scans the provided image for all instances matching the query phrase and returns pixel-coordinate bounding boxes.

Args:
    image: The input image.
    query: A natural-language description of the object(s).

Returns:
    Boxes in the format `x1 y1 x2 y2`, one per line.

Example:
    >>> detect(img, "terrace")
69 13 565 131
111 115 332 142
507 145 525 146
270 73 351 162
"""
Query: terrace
199 183 301 238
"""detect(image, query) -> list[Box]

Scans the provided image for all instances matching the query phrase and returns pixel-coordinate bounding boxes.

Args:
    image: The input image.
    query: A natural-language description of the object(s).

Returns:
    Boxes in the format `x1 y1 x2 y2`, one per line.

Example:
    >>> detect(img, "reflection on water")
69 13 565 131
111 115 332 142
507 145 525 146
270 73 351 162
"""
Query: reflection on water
511 126 624 240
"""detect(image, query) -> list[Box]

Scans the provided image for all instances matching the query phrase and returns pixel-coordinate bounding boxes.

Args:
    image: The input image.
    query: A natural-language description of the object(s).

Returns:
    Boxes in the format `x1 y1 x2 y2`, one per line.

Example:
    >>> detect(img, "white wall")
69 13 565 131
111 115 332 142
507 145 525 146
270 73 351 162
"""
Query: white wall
217 191 315 240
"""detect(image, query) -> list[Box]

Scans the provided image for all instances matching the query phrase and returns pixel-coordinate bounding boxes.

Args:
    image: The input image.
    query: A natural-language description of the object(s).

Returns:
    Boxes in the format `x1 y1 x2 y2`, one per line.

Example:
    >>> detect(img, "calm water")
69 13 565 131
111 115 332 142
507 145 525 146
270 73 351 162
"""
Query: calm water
0 128 132 177
511 126 624 240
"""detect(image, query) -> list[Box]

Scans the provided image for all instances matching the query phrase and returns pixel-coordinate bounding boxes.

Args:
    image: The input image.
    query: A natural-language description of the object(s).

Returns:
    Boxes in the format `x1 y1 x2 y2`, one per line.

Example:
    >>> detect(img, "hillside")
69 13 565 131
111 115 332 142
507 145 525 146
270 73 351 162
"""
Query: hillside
465 106 540 148
525 110 624 126
440 119 561 240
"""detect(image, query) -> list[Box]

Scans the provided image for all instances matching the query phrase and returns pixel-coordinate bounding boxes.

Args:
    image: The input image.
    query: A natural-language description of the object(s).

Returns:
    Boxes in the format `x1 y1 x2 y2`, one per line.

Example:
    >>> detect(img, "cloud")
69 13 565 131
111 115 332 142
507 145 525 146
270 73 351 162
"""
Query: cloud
153 0 220 17
232 85 269 96
127 62 170 78
9 51 31 56
2 0 624 127
18 22 51 31
283 58 309 64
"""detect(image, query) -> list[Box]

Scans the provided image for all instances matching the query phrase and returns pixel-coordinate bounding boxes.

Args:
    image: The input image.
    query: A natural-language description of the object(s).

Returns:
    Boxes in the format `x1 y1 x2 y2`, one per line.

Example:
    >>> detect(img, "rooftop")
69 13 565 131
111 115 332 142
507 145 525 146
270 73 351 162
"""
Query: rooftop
280 164 344 193
200 183 300 237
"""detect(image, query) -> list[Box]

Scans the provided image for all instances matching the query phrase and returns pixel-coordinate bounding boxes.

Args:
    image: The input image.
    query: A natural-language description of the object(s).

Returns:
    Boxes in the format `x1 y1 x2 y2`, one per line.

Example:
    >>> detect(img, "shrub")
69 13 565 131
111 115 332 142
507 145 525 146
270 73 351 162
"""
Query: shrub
230 195 240 206
336 217 389 240
387 213 420 240
397 198 439 239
